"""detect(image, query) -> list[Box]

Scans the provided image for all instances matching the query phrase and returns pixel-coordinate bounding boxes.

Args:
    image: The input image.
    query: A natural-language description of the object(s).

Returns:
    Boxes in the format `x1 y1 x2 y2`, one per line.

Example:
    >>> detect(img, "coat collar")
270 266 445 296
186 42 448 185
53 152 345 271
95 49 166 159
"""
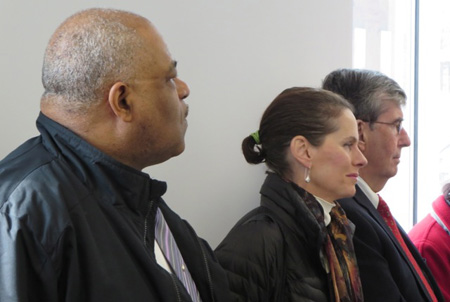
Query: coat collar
432 195 450 235
353 185 396 235
353 185 425 273
36 112 167 212
352 185 411 255
259 173 325 249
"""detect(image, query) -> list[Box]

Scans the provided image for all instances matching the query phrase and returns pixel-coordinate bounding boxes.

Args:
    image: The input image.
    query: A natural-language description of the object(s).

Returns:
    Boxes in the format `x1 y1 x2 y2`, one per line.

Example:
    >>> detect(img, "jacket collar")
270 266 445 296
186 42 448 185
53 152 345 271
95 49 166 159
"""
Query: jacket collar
353 185 417 261
356 177 379 208
351 185 405 246
259 173 325 248
352 185 380 215
432 195 450 233
36 112 167 212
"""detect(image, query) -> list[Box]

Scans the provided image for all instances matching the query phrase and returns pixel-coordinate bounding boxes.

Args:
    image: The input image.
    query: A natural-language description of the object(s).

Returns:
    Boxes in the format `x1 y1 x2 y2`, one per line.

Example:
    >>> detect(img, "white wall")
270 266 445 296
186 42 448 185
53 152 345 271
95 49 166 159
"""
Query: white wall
0 0 352 247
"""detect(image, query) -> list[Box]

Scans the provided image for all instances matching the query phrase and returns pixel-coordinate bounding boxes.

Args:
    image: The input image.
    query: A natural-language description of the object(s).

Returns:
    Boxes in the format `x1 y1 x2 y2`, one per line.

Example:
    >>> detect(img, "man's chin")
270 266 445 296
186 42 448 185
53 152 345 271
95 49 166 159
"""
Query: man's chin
388 167 398 179
173 142 186 157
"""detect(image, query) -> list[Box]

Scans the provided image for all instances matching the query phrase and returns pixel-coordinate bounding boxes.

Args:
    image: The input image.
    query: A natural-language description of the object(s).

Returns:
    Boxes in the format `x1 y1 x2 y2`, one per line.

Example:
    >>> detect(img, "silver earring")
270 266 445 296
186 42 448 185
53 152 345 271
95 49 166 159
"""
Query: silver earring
305 167 311 183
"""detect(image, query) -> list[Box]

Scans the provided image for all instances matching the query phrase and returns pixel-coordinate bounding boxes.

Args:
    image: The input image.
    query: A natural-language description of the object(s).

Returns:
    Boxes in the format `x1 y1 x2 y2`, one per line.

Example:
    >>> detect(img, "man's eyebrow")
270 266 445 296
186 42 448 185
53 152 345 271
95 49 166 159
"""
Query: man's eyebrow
170 60 178 72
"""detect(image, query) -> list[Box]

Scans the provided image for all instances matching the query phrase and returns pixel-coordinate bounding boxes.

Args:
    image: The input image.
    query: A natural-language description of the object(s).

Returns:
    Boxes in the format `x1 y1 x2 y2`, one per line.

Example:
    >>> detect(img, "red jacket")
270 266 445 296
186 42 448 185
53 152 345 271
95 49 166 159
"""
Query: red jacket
409 195 450 301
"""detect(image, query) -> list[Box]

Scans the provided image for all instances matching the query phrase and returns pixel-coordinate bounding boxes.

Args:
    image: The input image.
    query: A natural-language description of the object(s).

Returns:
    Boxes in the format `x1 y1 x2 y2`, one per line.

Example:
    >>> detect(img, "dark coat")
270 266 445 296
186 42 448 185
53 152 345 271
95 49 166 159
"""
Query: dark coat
0 113 230 302
215 173 330 302
338 185 444 302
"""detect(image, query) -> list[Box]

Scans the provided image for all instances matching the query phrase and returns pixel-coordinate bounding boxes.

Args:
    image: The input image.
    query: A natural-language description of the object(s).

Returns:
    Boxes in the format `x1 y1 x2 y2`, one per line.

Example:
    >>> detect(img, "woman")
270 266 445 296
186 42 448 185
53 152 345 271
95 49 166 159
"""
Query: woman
215 87 367 302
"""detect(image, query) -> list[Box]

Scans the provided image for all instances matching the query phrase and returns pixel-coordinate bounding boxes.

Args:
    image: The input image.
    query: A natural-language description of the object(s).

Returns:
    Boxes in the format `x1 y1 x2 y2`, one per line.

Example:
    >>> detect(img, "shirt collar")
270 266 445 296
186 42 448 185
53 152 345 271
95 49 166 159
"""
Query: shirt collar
357 177 379 208
314 195 335 226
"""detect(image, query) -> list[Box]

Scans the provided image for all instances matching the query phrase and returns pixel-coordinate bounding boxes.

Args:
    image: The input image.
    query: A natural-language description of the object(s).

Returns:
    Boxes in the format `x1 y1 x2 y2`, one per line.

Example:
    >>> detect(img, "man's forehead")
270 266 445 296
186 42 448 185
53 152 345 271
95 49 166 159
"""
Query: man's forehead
378 99 404 118
139 28 173 68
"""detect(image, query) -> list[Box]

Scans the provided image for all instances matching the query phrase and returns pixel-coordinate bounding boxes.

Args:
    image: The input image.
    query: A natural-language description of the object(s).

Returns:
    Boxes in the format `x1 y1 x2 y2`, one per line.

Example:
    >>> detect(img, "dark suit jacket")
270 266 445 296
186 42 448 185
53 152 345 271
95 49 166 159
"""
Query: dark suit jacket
338 185 443 302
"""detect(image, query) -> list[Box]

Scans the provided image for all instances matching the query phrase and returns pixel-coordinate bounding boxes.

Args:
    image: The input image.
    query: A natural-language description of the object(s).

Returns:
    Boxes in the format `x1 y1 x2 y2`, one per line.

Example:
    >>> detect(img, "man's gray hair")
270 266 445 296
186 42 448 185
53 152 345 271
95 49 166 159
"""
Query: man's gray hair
322 68 406 123
41 8 146 113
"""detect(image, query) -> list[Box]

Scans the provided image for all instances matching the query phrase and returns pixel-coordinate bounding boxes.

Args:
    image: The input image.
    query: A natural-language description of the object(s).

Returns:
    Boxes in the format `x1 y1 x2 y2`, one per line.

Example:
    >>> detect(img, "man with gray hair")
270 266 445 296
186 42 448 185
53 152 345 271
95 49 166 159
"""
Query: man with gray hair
0 8 230 302
323 69 443 302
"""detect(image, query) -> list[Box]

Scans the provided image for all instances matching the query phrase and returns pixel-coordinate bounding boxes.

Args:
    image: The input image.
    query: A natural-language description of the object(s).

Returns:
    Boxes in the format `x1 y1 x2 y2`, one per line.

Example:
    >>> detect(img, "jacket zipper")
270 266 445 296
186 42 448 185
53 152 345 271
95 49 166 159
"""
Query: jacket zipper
143 200 182 302
143 200 154 248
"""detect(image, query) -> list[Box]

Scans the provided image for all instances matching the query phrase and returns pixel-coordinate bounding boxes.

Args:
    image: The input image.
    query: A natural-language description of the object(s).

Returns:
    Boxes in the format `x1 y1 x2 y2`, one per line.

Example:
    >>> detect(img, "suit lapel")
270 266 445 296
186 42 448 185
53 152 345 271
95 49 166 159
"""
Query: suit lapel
353 186 403 249
353 187 416 270
353 186 437 301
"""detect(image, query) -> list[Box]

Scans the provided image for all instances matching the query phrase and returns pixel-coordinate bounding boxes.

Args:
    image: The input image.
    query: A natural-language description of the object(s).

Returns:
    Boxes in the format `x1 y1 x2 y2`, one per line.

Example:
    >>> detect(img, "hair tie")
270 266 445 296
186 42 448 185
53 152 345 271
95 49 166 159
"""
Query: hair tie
250 131 260 144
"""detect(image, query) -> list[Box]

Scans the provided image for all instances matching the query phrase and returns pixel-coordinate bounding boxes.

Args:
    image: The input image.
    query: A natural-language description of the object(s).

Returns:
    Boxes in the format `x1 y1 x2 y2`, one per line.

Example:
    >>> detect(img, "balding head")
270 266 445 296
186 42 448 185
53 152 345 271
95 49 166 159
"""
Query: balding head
39 8 190 170
41 8 153 114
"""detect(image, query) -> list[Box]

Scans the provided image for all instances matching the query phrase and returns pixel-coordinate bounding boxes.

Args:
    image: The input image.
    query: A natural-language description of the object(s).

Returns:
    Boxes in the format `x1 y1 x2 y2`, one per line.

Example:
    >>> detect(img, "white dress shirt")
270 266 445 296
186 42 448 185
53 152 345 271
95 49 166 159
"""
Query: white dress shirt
356 177 379 209
315 196 336 226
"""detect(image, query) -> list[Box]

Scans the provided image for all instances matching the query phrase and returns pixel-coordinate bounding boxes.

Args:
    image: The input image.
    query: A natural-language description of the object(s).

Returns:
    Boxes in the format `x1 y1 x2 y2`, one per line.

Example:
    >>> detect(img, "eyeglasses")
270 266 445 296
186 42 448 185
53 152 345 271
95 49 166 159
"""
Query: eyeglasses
371 120 404 135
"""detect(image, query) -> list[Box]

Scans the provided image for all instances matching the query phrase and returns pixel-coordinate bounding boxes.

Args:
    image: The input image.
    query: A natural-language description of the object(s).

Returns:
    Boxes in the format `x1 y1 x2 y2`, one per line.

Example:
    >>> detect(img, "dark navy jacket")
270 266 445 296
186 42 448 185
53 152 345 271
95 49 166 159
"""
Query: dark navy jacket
338 186 443 302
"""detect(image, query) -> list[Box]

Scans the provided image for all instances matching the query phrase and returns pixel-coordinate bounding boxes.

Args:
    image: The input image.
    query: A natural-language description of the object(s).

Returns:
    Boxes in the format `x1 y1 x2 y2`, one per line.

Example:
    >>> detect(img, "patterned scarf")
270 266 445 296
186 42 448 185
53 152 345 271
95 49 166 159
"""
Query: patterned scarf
293 184 364 302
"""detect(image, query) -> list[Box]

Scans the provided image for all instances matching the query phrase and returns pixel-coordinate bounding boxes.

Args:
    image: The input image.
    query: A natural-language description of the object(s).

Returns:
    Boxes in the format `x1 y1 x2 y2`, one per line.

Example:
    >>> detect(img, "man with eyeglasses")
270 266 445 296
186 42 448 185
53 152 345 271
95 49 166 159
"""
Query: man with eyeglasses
322 69 443 302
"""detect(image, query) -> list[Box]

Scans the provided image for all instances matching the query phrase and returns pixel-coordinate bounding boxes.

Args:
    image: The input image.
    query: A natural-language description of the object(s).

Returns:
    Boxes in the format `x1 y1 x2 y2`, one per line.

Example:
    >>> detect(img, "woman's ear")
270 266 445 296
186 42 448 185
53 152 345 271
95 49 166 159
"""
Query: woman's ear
289 135 313 168
108 82 132 122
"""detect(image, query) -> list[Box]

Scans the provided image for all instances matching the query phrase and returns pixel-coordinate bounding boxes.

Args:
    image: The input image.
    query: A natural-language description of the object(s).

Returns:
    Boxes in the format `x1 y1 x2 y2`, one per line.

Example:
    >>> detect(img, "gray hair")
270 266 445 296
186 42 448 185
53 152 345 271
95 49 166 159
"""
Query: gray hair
322 68 406 123
41 8 146 113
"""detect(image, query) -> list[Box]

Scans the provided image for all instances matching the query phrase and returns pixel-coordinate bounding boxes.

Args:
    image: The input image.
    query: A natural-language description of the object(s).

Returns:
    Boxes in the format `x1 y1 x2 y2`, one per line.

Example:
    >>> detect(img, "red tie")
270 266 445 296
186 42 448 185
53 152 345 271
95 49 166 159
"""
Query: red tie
377 195 437 302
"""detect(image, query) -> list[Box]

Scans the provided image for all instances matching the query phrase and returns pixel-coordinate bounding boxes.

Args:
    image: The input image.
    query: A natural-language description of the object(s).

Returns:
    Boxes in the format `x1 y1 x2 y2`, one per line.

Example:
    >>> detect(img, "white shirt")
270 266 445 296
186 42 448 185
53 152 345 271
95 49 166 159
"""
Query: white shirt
356 177 379 209
315 196 336 226
314 195 335 273
155 240 171 272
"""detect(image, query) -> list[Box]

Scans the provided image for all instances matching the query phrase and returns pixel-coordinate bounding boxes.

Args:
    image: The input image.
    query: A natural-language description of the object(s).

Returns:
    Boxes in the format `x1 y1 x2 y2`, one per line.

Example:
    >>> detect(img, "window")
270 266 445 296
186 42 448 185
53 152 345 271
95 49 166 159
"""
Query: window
416 0 450 223
353 0 450 229
353 0 416 229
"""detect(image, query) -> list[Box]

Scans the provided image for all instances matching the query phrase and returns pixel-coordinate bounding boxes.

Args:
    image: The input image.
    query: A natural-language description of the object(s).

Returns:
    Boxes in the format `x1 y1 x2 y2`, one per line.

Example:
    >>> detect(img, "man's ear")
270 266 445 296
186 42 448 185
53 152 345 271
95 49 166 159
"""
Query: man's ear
108 82 132 122
290 135 313 168
357 119 367 151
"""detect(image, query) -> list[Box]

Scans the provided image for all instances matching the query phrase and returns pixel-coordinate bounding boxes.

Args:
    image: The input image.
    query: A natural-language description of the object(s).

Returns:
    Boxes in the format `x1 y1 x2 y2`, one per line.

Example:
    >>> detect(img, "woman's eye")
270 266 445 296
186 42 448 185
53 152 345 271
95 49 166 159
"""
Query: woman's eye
344 142 353 149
